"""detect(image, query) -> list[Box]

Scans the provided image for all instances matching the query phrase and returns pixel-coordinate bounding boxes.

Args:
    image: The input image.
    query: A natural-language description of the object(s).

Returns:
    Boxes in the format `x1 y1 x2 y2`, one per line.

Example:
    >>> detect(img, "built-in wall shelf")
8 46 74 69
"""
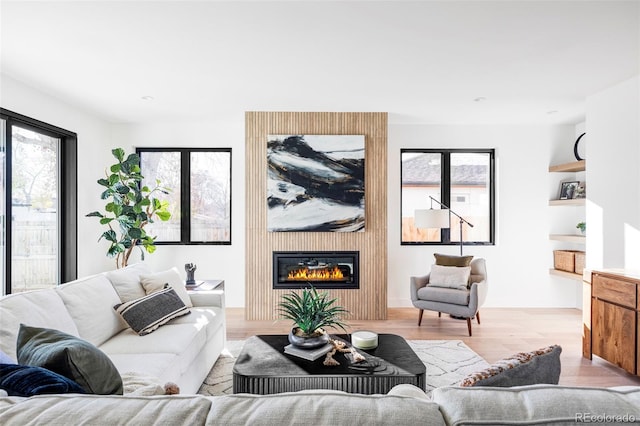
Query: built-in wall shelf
549 268 583 281
549 234 586 243
549 198 585 206
548 160 586 173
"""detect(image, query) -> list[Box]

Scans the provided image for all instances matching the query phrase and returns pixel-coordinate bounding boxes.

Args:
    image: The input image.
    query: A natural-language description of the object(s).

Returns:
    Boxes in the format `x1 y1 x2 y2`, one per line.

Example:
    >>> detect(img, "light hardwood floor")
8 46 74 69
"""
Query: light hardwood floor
226 307 640 387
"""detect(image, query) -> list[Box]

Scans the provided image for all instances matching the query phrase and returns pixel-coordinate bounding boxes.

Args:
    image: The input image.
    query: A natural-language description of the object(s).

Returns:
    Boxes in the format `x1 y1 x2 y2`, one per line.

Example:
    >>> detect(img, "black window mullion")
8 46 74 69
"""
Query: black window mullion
2 116 12 295
181 150 190 243
441 152 452 244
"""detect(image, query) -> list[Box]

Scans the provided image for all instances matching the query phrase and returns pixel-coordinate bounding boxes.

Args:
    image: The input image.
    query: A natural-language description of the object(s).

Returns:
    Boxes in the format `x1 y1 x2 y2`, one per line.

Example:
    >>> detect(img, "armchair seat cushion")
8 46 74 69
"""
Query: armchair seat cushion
417 287 470 306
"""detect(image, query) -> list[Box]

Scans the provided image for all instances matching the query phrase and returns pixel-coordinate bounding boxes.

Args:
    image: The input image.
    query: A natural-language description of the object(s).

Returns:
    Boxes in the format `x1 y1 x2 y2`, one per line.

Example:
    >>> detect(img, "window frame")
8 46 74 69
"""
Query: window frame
400 148 495 247
1 108 77 295
136 147 232 245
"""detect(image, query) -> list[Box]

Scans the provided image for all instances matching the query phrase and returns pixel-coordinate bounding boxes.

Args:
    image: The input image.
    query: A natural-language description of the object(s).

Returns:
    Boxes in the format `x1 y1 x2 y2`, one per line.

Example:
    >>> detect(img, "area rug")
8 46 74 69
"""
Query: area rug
197 339 489 397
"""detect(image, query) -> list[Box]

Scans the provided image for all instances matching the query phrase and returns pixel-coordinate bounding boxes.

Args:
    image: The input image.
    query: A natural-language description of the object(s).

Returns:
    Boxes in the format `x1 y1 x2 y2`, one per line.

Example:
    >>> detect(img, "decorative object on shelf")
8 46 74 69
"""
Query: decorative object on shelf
278 286 349 349
414 196 474 256
86 148 172 268
559 181 580 200
185 263 197 285
351 330 379 350
574 182 586 199
573 132 586 161
576 222 586 235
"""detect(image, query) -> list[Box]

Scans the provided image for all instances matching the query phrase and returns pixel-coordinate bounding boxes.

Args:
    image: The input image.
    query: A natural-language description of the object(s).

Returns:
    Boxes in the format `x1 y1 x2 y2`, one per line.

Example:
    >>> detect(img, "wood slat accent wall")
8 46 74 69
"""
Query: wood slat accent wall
245 111 388 320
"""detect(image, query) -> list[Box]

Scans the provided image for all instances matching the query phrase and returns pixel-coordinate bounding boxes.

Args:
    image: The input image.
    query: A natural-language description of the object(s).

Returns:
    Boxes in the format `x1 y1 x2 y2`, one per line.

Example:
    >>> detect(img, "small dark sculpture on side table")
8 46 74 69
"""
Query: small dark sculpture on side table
185 263 197 285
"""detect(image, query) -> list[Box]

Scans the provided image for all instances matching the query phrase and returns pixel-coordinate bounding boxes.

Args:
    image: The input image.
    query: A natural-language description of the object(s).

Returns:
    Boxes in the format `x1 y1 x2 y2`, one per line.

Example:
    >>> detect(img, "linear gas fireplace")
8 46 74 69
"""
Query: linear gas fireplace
273 251 359 290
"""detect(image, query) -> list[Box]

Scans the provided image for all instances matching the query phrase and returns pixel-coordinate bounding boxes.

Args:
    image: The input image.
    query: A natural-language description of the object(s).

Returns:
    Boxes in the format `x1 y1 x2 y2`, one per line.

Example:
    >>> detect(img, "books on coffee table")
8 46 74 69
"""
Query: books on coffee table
284 343 333 361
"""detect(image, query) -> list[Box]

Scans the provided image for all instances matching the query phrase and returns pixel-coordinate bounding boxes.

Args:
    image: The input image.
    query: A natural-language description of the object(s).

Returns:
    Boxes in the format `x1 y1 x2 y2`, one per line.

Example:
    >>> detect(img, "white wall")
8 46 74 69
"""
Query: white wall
109 120 246 308
2 74 591 309
585 75 640 270
0 75 115 277
387 124 579 308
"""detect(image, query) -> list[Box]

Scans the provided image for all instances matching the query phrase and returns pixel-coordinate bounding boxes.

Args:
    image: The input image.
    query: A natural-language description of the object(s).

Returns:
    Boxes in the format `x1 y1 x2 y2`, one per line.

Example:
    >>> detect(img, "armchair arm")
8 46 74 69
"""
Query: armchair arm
410 274 430 303
467 280 487 315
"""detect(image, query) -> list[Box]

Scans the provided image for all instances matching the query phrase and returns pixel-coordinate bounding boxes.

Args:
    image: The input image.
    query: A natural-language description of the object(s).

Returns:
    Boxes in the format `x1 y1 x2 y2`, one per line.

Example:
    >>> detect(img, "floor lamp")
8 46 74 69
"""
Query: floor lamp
414 196 474 256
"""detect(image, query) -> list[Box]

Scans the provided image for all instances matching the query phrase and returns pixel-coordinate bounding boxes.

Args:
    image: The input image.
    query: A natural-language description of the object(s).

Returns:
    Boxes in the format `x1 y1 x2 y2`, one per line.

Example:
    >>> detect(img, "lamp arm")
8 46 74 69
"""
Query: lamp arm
428 196 474 228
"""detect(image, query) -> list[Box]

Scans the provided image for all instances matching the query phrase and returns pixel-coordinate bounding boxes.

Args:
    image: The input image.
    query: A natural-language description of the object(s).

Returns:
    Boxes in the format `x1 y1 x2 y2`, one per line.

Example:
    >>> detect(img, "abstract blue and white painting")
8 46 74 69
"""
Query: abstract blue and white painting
267 135 365 232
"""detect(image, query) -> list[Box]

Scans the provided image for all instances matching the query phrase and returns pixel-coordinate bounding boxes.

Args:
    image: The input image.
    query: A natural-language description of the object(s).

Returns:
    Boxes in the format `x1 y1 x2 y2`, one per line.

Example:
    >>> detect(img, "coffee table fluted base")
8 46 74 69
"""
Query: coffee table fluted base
232 334 426 395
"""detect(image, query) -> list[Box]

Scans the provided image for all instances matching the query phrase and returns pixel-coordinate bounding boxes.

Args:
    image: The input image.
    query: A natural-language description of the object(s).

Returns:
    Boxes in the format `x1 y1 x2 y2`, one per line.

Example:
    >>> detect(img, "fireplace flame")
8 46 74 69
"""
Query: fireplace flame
287 265 345 281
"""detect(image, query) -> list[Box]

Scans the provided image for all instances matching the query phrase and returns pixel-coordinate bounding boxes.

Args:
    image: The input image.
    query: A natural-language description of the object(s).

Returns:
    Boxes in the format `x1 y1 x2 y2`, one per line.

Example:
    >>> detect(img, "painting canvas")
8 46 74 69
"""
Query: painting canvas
267 135 365 232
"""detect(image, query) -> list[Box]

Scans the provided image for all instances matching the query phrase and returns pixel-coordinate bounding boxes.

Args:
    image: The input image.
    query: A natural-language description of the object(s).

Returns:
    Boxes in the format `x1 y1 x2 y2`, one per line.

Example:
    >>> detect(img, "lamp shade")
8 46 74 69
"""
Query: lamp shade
414 209 450 229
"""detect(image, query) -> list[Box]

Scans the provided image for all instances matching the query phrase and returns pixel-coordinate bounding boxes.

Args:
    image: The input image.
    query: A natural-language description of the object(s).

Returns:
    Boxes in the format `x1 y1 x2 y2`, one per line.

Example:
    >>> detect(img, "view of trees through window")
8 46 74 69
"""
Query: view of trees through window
138 148 231 244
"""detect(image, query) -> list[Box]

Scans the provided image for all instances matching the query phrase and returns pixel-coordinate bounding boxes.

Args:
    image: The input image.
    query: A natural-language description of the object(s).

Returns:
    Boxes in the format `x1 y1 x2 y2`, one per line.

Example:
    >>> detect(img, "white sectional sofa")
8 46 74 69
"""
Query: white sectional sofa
0 384 639 425
0 263 225 394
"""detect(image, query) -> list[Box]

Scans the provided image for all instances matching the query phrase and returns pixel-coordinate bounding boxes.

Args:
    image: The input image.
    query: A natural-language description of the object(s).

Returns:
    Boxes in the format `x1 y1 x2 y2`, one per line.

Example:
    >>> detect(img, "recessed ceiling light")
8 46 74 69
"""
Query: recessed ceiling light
141 96 154 101
546 110 558 115
473 97 486 102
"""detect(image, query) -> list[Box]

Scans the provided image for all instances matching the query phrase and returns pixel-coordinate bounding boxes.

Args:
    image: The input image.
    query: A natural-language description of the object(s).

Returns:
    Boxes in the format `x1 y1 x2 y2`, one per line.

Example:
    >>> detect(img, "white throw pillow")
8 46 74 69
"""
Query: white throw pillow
140 267 193 307
428 265 471 290
106 263 151 302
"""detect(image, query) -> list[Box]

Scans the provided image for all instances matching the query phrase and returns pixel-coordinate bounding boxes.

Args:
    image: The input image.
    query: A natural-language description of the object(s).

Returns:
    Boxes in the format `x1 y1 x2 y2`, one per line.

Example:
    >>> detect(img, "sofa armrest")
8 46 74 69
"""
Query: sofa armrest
410 275 430 302
188 290 225 309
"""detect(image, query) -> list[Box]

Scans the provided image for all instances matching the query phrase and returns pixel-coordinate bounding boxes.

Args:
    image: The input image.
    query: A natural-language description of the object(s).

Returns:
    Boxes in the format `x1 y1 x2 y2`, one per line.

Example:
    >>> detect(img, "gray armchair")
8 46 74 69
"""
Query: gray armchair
410 258 487 336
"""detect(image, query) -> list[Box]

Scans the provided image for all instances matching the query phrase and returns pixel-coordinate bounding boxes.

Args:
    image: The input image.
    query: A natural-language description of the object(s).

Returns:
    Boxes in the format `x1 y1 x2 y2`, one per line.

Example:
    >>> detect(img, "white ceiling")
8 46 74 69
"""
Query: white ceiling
1 1 638 125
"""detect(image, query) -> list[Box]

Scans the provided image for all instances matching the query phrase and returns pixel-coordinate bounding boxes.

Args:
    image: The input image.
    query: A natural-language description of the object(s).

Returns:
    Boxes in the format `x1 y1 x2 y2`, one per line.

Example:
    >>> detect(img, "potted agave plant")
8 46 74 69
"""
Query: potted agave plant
278 286 349 349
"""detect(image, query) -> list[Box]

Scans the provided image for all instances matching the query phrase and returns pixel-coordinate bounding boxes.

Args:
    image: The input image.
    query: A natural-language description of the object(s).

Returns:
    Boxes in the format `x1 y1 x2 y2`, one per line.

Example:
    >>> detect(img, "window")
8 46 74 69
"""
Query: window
401 149 494 246
137 148 231 244
1 109 77 294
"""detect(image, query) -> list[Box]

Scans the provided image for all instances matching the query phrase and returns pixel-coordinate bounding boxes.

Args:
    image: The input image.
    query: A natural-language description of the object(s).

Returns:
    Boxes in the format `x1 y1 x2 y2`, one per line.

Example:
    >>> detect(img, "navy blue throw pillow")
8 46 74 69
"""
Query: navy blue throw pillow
0 364 86 397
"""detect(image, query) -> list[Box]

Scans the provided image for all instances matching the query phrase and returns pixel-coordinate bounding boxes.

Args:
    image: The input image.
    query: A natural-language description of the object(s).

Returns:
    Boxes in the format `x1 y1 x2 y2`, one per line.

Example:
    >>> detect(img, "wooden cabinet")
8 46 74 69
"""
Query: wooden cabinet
584 271 640 375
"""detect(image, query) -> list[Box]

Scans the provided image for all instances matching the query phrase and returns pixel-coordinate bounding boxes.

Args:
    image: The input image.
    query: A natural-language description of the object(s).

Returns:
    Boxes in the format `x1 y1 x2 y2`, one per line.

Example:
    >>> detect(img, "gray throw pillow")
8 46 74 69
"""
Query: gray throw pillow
459 345 562 387
16 324 123 395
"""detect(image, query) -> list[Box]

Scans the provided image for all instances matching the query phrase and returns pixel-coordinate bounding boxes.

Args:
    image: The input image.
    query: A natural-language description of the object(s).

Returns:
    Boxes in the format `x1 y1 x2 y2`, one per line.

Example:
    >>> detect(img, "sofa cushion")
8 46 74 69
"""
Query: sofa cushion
106 262 151 302
0 364 86 397
432 385 640 425
428 265 471 290
207 390 446 425
16 324 123 395
0 394 213 425
56 274 126 347
0 350 16 365
140 267 193 307
459 345 562 387
417 286 470 306
0 289 79 360
434 253 474 267
114 287 191 336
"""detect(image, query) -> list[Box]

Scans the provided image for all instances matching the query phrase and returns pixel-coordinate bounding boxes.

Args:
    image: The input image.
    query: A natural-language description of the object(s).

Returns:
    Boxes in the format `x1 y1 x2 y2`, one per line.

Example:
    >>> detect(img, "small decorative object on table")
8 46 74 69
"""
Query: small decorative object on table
185 263 197 285
278 285 349 349
351 330 379 350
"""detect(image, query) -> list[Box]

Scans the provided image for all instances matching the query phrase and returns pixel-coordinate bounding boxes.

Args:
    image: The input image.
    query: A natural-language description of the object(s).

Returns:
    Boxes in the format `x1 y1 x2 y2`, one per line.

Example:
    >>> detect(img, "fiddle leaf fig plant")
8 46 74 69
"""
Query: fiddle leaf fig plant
86 148 171 268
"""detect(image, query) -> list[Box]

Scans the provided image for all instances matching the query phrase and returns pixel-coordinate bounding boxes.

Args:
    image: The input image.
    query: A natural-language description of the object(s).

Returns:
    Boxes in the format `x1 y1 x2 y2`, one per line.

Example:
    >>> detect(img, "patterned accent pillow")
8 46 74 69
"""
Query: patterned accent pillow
16 324 123 395
459 345 562 387
114 286 190 336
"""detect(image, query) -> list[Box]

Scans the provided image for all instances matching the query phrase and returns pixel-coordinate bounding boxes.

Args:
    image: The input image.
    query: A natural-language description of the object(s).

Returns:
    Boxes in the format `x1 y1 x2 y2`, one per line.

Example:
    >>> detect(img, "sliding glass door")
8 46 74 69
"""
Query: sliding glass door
1 110 77 294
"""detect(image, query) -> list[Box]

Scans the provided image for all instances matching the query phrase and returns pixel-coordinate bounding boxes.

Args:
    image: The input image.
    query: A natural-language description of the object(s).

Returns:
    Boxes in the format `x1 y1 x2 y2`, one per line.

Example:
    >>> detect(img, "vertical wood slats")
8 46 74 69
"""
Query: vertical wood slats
245 112 388 320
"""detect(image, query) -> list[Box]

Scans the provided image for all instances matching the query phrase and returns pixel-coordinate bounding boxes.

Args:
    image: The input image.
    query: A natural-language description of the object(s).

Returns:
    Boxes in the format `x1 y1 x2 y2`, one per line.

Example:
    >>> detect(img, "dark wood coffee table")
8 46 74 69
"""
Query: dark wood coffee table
232 334 425 395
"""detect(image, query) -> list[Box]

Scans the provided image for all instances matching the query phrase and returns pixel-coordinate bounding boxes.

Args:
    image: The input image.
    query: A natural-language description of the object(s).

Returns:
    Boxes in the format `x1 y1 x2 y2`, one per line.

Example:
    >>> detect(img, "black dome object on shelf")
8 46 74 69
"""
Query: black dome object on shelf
573 132 586 161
